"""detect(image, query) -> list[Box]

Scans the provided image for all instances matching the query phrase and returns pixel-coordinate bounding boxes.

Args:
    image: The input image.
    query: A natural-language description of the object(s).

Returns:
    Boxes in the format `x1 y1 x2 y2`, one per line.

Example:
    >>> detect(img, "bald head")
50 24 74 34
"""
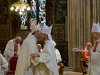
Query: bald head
15 36 22 44
86 42 92 50
38 44 42 52
38 44 42 49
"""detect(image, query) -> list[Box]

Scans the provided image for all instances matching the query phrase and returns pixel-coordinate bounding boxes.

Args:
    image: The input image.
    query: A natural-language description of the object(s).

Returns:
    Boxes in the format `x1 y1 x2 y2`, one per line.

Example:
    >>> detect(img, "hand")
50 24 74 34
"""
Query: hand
31 53 40 58
31 54 35 58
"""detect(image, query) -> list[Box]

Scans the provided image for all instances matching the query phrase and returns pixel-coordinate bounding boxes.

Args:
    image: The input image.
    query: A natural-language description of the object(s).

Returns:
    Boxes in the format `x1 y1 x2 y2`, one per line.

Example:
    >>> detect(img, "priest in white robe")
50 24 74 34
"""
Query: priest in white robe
15 20 42 75
34 24 59 75
88 22 100 75
3 36 21 61
0 52 8 75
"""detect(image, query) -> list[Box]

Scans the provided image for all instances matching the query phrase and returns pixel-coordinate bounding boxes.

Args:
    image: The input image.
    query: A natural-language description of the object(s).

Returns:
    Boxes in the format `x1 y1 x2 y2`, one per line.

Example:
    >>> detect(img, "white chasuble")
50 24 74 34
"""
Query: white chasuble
15 35 39 75
35 40 59 75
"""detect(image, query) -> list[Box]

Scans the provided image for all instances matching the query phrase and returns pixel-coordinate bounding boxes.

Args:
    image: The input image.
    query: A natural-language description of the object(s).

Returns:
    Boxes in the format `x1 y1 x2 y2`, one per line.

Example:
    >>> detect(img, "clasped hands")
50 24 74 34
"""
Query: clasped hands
31 53 40 58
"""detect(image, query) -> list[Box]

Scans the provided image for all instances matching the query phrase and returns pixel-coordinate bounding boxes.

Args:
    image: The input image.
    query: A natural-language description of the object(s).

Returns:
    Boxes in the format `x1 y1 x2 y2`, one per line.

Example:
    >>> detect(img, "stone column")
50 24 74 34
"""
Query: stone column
91 0 100 22
67 0 91 71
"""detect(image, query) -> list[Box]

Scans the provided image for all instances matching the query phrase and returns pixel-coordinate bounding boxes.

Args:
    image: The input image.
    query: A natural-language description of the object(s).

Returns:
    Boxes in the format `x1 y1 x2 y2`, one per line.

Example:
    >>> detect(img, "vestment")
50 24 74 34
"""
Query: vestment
81 48 89 67
15 35 39 75
4 39 20 61
35 40 59 75
0 53 8 75
88 39 100 75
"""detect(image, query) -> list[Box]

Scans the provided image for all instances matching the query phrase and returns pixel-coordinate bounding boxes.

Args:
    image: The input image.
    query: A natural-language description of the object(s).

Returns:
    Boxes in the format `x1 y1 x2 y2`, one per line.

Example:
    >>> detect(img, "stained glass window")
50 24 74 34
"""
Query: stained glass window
38 0 46 24
20 12 28 30
30 0 37 22
20 0 46 30
20 0 28 30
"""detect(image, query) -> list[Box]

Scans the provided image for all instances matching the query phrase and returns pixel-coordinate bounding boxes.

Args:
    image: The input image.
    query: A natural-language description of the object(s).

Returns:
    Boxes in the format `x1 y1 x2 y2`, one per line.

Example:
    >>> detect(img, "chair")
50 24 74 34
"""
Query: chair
7 56 18 75
80 60 88 75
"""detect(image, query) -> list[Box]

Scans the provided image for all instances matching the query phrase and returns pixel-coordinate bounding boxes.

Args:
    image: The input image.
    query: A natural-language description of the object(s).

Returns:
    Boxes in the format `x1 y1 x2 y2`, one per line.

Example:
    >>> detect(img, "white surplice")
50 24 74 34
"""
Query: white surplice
88 38 100 75
35 40 59 75
0 53 8 75
15 35 39 75
4 39 20 61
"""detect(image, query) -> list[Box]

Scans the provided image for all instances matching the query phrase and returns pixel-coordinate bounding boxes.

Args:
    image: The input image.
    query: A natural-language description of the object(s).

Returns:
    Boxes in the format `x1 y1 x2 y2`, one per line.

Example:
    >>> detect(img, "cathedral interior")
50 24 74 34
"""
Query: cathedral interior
0 0 100 74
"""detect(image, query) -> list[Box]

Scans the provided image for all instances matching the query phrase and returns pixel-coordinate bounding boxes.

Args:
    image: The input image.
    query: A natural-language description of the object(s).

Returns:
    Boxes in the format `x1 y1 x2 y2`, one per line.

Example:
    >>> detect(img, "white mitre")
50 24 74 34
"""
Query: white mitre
31 24 42 33
30 18 37 26
42 23 52 35
30 19 41 33
91 22 100 33
42 23 54 45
